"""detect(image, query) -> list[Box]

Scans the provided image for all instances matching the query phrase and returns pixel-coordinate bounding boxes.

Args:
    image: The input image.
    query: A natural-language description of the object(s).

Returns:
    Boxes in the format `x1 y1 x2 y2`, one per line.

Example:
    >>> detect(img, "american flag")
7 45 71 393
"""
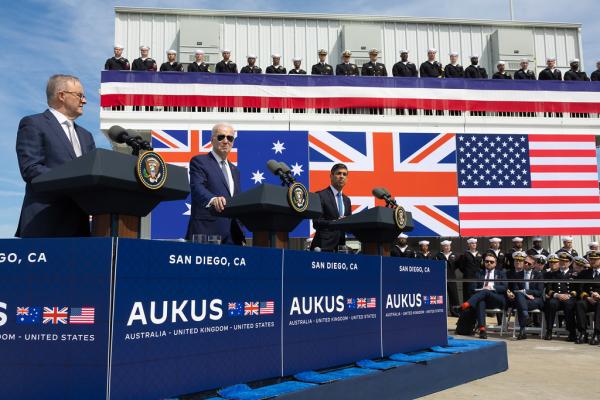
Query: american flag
357 298 367 309
43 307 68 325
244 301 259 316
457 134 600 236
437 296 444 305
366 298 377 309
309 131 459 237
69 307 95 324
259 301 274 315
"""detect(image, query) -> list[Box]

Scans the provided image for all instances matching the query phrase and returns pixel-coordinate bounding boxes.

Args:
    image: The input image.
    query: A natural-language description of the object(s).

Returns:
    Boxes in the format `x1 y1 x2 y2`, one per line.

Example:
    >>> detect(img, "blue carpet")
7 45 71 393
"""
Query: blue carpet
389 351 450 363
294 371 342 384
356 359 410 370
218 382 317 400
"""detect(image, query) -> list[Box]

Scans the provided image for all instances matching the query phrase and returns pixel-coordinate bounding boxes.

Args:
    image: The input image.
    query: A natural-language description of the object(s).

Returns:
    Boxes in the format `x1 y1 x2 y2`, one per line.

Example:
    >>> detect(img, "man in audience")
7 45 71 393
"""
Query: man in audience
508 254 544 340
544 252 578 341
575 251 600 345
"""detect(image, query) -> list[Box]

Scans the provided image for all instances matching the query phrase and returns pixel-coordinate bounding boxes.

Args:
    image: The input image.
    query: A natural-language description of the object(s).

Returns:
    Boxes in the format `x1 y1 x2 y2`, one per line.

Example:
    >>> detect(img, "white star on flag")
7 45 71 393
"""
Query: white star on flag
290 162 304 176
272 140 286 154
183 203 191 216
251 170 266 184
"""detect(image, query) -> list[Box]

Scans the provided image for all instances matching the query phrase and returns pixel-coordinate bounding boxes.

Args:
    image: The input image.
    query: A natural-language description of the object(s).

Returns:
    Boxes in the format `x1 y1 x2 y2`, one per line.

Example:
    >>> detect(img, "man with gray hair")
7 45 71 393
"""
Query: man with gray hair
186 123 245 245
15 74 96 237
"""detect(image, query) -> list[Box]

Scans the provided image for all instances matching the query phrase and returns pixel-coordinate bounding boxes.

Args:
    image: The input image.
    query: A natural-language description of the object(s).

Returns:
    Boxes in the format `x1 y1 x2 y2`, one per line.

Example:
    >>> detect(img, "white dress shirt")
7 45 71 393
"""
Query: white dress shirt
48 107 82 154
206 151 234 208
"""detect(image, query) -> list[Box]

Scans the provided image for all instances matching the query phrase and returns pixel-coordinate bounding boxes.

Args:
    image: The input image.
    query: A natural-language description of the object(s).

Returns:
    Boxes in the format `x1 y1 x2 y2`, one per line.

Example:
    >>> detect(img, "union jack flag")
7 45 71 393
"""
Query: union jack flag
357 298 367 309
430 296 438 305
16 307 29 315
244 301 259 316
309 131 458 236
43 306 69 325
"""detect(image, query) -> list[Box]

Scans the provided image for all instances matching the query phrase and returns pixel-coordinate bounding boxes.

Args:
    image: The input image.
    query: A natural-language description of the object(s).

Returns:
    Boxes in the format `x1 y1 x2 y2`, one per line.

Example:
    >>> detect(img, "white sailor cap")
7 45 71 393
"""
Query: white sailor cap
497 60 506 65
427 48 437 53
292 56 302 62
419 240 430 246
470 54 480 59
398 233 408 239
489 237 502 243
440 240 452 246
520 58 530 63
533 237 543 242
166 49 177 55
194 49 205 55
563 236 574 242
221 48 231 53
467 238 478 244
512 237 524 243
399 49 409 54
114 43 124 49
588 241 599 248
546 56 556 62
570 58 580 64
449 51 459 57
247 54 257 59
139 45 150 51
271 53 281 58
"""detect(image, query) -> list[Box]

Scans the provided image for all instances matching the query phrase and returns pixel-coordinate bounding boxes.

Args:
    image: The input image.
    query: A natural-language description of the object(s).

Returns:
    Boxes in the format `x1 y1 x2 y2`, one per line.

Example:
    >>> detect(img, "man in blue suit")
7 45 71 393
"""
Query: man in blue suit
460 253 507 339
507 253 545 340
186 123 245 245
16 74 96 237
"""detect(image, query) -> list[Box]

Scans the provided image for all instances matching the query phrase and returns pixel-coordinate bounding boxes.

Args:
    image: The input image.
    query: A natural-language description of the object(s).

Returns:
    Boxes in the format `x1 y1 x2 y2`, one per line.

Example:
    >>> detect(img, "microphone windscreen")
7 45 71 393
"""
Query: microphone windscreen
371 187 386 199
381 187 392 196
279 162 291 173
266 159 282 174
107 125 127 143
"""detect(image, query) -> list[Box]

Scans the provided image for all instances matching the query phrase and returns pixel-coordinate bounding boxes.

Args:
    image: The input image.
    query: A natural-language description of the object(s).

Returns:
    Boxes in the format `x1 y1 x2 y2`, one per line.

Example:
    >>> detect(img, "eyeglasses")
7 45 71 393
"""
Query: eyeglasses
484 259 496 264
524 261 533 266
62 91 86 100
216 134 235 143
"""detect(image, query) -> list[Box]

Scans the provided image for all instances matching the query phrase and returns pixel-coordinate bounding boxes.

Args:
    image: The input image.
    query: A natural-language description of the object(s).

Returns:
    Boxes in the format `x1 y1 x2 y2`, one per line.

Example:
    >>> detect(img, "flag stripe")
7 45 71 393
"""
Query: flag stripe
409 133 455 164
459 203 600 212
460 219 600 228
415 205 460 233
308 135 354 163
528 135 596 142
530 180 599 188
529 149 597 157
530 165 598 173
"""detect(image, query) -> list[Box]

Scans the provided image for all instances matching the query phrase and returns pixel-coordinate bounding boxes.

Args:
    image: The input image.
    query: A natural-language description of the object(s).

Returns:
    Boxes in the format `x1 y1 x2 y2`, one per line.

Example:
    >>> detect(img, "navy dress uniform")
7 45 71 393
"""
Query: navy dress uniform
311 49 334 75
505 237 525 270
419 48 443 78
416 240 433 259
464 55 488 79
390 233 416 258
159 50 184 72
131 45 157 71
434 240 460 316
266 53 286 74
558 236 579 257
539 57 562 80
361 48 387 76
336 50 359 76
105 44 129 70
514 59 536 80
444 52 463 78
240 55 262 73
564 59 590 81
591 61 600 81
575 251 600 344
392 50 418 77
544 252 579 341
487 237 506 270
527 237 550 258
188 50 210 72
458 238 484 300
215 49 238 73
289 57 306 74
492 61 512 79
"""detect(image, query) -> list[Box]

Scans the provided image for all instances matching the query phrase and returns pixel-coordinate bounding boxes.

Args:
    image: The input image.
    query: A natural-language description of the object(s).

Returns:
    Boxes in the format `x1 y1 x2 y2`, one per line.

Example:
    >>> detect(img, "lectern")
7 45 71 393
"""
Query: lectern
329 206 414 256
31 149 189 238
222 183 322 248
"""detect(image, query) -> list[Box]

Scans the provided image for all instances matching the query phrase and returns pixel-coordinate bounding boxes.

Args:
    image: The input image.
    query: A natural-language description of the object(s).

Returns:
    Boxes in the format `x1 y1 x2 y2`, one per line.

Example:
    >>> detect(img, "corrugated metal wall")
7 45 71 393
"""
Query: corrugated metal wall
114 10 582 74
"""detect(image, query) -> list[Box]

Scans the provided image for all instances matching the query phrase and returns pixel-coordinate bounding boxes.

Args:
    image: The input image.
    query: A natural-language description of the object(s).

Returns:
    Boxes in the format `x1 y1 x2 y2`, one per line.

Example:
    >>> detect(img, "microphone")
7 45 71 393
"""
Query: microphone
278 162 296 183
372 187 398 208
107 125 130 144
128 130 153 151
267 159 294 186
107 125 153 155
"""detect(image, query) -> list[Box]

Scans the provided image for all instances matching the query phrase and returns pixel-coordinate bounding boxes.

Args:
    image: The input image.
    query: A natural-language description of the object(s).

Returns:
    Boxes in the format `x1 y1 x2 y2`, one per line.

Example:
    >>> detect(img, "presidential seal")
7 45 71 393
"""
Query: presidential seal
136 151 167 190
393 206 407 230
287 182 309 213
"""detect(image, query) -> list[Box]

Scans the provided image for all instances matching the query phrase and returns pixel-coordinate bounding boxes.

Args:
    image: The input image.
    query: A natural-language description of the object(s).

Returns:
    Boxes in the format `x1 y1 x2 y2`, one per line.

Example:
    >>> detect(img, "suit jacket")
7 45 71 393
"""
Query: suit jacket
474 269 508 294
310 187 351 251
16 109 96 237
510 270 544 298
186 153 244 245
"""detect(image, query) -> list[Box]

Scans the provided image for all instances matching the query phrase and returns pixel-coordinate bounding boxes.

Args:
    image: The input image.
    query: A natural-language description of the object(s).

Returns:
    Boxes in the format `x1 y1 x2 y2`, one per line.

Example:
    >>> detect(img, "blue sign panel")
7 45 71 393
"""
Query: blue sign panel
381 257 447 355
281 250 381 375
0 238 113 400
110 239 283 399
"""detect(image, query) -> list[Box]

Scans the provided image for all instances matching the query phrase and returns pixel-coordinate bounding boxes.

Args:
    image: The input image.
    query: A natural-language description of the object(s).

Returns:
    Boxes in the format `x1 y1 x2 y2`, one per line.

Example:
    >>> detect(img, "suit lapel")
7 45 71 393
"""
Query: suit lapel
43 109 76 159
327 187 340 218
72 123 88 154
208 152 232 195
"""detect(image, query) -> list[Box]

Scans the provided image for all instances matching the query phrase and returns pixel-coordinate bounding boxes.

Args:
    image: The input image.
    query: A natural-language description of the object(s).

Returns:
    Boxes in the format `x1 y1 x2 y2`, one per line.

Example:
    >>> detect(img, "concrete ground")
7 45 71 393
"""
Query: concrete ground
420 317 600 399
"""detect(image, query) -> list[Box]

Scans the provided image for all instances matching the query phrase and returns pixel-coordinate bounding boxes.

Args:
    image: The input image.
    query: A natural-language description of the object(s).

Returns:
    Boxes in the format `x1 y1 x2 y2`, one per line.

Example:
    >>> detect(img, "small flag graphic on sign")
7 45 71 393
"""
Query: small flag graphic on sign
259 301 274 315
244 302 259 316
69 307 95 324
367 298 377 308
16 306 41 324
43 307 68 325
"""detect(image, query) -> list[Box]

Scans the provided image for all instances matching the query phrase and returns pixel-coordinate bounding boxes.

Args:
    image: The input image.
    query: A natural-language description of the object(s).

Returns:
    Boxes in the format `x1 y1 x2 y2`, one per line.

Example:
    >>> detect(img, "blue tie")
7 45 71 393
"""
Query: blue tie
336 192 343 217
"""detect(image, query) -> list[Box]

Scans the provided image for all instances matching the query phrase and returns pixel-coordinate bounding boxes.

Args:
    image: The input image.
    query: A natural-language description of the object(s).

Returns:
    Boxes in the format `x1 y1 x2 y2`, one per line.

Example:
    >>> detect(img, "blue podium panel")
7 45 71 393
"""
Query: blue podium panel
282 250 381 375
0 238 113 400
381 257 448 355
110 239 283 399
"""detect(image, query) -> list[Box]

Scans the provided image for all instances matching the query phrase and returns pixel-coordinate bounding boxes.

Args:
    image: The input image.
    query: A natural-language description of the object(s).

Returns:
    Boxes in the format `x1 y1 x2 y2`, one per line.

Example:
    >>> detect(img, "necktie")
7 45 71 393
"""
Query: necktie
484 272 490 288
64 120 82 157
221 160 231 195
336 192 343 217
594 270 599 279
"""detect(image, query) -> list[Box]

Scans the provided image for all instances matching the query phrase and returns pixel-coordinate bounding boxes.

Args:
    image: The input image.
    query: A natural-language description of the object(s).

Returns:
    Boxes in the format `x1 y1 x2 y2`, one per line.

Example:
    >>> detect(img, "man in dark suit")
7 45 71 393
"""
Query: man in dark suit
186 123 244 245
460 253 507 339
576 251 600 344
544 252 578 341
508 254 545 340
310 163 351 252
16 74 96 237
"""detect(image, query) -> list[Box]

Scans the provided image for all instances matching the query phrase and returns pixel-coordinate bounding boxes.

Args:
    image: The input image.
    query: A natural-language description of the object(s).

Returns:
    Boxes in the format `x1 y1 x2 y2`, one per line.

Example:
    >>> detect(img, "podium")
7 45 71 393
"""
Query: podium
222 183 322 248
31 148 189 238
329 206 414 256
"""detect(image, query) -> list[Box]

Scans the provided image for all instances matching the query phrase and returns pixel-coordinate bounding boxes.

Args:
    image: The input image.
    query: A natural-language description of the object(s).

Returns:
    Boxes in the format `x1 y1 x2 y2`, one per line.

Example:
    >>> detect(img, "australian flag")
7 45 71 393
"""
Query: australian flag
346 298 357 310
16 306 41 324
236 131 310 237
228 302 243 317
